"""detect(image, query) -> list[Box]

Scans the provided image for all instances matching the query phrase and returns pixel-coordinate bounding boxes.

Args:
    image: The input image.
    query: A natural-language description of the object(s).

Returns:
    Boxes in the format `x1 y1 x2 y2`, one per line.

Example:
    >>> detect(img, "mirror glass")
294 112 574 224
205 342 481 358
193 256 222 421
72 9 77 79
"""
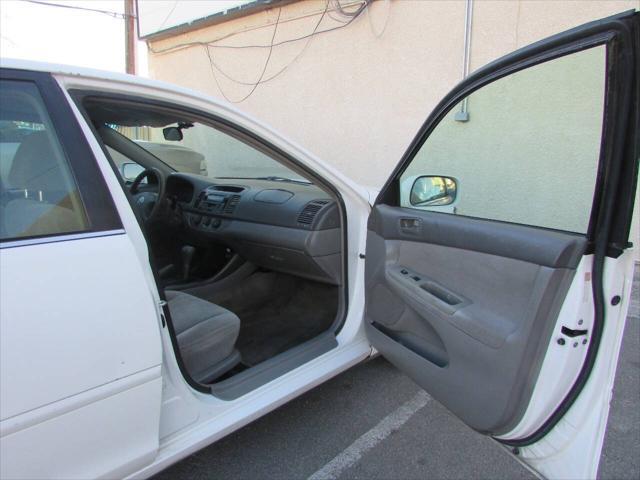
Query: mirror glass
410 176 457 206
163 126 183 141
121 162 145 182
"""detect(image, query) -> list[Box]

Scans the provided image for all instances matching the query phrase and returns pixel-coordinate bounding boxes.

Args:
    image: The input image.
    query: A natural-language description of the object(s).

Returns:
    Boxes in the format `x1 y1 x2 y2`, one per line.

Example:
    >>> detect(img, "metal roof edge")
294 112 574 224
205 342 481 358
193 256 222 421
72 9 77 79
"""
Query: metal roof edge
139 0 297 42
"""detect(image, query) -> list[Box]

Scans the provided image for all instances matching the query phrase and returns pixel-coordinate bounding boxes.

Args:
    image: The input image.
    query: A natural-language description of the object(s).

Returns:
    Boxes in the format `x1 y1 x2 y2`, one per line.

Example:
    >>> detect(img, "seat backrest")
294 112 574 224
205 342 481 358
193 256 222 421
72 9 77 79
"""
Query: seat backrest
2 131 85 238
8 131 65 193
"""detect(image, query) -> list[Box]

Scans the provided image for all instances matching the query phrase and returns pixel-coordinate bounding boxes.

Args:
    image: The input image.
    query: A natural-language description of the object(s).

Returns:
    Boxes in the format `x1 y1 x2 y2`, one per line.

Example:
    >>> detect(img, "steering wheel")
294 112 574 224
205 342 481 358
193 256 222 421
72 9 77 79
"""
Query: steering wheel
129 168 166 224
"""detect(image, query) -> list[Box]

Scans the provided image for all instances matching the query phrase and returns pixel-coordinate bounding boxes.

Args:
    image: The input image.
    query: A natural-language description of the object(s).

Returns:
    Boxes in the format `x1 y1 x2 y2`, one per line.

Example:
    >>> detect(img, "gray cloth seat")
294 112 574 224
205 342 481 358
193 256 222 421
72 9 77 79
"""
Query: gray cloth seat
166 290 241 383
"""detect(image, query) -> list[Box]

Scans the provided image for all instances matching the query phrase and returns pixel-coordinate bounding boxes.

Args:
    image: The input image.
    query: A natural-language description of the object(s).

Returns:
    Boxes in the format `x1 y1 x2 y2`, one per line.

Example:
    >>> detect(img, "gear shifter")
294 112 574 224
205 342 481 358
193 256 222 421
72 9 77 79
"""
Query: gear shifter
181 245 196 281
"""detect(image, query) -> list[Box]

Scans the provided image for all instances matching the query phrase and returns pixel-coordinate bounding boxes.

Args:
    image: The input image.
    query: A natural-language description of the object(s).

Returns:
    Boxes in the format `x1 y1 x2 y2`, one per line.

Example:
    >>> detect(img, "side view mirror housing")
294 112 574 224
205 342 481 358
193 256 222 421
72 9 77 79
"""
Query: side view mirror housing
410 175 458 206
120 162 145 182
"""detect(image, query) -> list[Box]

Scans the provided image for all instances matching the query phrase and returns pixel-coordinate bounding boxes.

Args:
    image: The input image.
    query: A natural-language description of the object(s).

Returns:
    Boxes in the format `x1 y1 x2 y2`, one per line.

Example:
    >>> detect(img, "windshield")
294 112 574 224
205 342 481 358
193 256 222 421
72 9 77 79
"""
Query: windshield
111 121 309 183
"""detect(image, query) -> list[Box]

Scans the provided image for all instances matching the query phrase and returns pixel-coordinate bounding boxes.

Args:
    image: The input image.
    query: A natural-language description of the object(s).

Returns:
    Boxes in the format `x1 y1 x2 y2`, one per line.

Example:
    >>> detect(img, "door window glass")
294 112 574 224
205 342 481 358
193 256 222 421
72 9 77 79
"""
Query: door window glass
0 81 89 240
400 46 606 233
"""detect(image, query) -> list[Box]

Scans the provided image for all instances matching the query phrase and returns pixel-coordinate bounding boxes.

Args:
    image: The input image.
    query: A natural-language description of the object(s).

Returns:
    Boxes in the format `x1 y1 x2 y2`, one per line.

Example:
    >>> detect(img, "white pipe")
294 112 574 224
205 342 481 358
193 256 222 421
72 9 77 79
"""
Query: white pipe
456 0 473 121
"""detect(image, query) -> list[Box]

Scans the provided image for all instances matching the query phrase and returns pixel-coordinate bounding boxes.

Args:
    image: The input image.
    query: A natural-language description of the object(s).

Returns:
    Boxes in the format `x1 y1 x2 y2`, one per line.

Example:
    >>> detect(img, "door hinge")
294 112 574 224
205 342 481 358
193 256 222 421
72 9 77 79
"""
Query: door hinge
359 253 366 259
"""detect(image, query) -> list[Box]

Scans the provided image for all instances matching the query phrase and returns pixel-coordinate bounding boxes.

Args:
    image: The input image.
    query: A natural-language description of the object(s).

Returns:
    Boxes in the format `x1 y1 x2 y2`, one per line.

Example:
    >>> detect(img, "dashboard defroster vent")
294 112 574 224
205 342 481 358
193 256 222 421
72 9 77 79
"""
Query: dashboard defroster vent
297 199 330 226
224 195 241 214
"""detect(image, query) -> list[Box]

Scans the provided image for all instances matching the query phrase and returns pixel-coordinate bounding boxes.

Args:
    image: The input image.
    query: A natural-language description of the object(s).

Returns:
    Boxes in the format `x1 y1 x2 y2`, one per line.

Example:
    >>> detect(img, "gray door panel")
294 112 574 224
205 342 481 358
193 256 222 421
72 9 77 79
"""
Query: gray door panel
365 206 586 433
371 204 586 268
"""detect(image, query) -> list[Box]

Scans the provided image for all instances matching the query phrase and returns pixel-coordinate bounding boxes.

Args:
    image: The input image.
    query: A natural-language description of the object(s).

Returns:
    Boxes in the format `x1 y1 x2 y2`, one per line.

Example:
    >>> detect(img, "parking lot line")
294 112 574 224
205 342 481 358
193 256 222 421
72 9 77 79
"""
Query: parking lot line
307 390 431 480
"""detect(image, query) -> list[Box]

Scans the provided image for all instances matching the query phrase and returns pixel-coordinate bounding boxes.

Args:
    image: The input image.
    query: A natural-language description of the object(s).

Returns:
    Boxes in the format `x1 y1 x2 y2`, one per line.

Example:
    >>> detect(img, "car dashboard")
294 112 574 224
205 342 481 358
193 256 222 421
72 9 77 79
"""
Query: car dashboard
165 173 342 285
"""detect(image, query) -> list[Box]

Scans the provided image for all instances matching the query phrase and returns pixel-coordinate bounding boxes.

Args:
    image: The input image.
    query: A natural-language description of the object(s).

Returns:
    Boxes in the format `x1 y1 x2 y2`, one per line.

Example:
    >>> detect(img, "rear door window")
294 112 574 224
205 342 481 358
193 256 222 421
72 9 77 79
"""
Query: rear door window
0 80 89 240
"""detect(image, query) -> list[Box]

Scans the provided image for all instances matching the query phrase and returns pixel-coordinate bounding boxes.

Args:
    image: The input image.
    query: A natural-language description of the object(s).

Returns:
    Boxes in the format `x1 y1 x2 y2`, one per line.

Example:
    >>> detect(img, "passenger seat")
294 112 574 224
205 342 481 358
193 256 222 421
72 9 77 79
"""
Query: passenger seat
165 290 241 383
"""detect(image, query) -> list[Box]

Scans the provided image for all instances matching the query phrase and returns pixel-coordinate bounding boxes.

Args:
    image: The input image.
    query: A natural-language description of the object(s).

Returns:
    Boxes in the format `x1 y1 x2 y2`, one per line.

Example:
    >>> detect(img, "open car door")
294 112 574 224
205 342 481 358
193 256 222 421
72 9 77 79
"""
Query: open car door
364 11 638 479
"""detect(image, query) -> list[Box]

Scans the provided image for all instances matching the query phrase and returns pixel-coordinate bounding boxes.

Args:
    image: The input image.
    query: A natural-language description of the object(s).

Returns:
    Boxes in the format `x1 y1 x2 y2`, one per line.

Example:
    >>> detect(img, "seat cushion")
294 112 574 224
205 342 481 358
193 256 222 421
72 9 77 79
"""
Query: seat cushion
166 290 240 383
2 199 85 238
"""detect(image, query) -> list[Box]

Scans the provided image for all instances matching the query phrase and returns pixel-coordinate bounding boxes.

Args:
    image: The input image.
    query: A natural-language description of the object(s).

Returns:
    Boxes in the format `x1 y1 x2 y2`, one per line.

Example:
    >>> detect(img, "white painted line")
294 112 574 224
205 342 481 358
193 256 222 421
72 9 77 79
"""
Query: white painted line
307 390 431 480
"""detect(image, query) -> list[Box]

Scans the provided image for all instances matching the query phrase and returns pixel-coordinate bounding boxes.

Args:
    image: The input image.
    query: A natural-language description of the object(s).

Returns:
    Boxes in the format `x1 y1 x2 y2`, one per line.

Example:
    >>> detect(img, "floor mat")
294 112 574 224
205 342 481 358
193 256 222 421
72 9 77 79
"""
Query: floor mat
196 272 339 366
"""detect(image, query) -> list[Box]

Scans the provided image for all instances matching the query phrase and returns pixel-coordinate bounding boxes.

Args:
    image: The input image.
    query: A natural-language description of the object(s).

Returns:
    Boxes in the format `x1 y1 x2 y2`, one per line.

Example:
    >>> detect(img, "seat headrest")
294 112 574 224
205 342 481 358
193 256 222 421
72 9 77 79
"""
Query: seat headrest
8 131 66 192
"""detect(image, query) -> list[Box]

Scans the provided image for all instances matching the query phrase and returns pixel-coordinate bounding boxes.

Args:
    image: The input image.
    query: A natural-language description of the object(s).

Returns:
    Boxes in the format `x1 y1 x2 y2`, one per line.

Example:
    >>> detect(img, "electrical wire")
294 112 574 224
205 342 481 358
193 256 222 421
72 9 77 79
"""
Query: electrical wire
367 0 390 39
157 1 178 32
326 0 351 23
205 7 282 104
22 0 131 19
202 0 369 102
335 0 368 17
148 0 368 55
205 0 330 87
149 4 340 56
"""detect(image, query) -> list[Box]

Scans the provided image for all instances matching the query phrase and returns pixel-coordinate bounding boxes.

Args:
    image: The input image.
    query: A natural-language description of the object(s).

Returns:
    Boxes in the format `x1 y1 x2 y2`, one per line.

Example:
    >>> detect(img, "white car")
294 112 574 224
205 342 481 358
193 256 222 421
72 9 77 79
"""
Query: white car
0 12 638 480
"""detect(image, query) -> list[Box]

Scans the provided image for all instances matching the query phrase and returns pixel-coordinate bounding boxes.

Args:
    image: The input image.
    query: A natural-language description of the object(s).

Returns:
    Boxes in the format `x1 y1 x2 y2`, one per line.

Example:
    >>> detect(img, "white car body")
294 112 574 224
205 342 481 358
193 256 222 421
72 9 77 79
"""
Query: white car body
1 11 638 480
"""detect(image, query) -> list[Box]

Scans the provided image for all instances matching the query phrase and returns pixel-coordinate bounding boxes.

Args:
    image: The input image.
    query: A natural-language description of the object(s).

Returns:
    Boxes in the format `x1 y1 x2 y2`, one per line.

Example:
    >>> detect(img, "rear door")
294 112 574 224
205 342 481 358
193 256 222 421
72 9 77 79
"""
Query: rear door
364 11 638 479
0 69 164 479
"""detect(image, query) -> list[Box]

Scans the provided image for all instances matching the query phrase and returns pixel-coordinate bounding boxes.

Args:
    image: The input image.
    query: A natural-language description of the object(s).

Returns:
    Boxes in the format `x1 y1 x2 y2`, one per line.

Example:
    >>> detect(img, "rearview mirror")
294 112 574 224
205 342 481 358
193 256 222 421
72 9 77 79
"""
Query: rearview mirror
410 176 457 206
162 126 183 141
121 162 145 182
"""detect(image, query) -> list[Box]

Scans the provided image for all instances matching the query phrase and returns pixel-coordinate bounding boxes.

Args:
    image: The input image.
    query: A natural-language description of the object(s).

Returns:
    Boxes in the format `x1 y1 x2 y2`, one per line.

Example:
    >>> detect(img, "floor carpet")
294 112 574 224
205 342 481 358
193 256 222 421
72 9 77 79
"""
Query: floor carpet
194 271 339 366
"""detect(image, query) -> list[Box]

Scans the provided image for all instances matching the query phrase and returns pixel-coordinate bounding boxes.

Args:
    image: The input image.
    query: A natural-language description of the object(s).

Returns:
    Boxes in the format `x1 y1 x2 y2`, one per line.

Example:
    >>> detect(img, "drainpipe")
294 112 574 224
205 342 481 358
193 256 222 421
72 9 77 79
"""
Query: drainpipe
454 0 473 122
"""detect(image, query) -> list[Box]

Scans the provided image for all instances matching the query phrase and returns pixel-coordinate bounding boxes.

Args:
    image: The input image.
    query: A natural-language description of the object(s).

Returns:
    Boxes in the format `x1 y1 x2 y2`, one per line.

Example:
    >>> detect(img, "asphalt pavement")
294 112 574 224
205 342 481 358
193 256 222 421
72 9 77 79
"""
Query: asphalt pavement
155 268 639 480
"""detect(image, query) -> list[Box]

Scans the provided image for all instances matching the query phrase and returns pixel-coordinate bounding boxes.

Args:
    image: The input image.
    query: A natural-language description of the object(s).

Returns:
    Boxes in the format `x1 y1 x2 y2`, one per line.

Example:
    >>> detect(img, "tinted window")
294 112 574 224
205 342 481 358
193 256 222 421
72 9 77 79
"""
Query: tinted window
0 81 88 240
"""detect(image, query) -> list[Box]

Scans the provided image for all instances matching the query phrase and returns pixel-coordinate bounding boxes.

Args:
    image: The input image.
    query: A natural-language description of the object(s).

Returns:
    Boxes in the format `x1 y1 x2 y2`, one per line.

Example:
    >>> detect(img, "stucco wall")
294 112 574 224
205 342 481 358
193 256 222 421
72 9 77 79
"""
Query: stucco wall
403 46 605 233
147 0 639 251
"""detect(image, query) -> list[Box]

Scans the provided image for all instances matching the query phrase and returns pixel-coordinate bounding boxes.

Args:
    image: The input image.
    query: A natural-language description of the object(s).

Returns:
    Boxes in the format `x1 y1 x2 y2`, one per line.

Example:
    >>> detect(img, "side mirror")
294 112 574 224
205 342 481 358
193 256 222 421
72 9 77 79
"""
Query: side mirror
121 162 145 182
163 126 183 141
410 176 457 206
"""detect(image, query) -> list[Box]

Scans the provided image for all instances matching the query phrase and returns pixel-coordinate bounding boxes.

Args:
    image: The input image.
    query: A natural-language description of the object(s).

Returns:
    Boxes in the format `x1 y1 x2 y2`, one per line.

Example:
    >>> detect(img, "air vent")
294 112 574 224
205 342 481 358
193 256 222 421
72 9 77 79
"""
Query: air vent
223 195 241 214
297 199 330 226
211 185 245 193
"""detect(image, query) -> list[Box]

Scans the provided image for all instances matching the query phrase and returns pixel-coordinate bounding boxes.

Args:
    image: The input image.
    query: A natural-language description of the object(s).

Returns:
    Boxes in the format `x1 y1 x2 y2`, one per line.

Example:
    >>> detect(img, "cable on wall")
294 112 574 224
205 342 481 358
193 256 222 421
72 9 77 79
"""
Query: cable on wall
203 0 369 103
205 7 282 104
335 0 368 17
367 0 390 39
205 0 331 88
148 0 368 55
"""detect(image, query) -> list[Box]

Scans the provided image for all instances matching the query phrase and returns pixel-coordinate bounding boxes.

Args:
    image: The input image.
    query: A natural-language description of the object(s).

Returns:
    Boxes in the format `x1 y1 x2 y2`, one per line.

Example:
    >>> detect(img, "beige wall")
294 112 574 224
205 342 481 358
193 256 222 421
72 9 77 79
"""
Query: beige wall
147 0 639 250
404 46 605 233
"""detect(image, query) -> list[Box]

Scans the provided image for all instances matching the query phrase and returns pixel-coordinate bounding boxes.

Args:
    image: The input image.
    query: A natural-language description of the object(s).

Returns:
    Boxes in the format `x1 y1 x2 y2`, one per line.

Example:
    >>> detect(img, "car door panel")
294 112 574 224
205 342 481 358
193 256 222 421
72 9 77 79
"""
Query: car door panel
0 234 162 420
369 204 587 268
364 10 638 478
0 367 161 480
366 206 584 433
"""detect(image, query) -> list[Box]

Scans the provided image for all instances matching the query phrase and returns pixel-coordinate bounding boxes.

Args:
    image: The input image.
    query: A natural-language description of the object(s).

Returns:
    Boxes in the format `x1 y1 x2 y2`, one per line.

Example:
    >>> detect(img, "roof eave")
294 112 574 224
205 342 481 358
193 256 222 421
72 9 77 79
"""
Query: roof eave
139 0 296 42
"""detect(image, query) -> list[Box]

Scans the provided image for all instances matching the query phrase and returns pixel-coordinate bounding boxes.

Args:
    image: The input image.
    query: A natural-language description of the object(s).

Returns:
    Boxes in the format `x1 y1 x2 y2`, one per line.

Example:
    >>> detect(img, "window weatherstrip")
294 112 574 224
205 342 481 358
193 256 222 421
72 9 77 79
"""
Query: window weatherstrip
0 229 126 249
